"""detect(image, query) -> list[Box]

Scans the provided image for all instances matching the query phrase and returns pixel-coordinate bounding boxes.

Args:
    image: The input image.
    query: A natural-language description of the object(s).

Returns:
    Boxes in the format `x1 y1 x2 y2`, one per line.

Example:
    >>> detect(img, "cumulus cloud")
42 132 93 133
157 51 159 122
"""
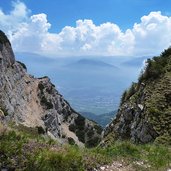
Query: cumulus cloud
133 11 171 55
0 1 171 57
0 1 29 37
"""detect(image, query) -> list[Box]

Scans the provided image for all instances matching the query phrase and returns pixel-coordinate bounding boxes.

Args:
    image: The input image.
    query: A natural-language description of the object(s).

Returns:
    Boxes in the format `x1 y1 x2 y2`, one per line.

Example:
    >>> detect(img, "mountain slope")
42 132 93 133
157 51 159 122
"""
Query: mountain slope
80 111 116 127
0 31 102 147
103 48 171 145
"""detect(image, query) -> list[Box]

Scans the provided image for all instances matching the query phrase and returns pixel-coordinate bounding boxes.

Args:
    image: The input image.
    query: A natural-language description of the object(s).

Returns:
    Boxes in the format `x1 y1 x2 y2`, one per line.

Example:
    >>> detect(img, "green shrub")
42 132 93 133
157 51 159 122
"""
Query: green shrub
85 136 101 148
38 83 44 92
120 90 127 105
17 61 27 70
27 148 84 171
138 48 171 82
94 125 103 134
0 31 10 45
0 130 28 169
68 137 76 145
46 87 53 94
69 124 76 132
75 115 85 130
40 96 53 109
36 126 45 134
87 129 94 138
76 130 85 143
155 132 171 145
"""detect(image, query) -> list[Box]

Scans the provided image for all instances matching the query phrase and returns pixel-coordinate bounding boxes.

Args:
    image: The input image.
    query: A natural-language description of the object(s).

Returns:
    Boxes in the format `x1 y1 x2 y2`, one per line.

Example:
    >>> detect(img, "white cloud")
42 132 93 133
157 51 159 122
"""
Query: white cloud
11 13 52 52
0 1 171 57
132 11 171 55
0 1 29 37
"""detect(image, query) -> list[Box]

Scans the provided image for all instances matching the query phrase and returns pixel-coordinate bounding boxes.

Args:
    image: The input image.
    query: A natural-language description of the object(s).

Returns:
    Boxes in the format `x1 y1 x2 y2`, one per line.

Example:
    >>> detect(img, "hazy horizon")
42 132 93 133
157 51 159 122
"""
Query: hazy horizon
1 0 170 114
16 52 145 115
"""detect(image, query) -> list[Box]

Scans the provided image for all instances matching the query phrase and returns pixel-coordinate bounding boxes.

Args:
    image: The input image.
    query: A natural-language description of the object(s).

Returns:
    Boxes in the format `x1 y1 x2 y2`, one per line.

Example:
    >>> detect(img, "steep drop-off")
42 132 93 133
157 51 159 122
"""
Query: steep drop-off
103 48 171 145
0 31 102 147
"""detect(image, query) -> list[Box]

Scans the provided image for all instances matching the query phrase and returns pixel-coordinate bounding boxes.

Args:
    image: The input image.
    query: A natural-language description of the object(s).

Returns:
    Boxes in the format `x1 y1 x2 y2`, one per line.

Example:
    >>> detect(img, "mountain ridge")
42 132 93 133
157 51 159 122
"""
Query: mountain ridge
66 58 118 69
103 48 171 145
80 111 116 127
0 31 102 147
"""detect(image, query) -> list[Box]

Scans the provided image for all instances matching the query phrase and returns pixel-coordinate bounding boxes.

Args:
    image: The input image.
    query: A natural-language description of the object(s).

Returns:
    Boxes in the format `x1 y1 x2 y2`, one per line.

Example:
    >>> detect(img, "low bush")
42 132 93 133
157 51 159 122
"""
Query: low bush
17 61 27 70
27 147 84 171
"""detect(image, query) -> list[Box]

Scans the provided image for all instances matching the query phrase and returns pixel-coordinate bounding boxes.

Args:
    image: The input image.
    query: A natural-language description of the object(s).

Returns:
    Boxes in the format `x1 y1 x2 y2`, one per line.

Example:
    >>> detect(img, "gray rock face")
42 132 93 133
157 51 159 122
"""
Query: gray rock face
103 83 158 144
0 31 101 146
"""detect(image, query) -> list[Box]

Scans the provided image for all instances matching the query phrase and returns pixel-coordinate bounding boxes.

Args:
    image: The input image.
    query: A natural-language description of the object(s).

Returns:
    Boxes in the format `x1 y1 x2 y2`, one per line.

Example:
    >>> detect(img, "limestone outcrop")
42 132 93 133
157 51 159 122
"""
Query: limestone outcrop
0 31 102 147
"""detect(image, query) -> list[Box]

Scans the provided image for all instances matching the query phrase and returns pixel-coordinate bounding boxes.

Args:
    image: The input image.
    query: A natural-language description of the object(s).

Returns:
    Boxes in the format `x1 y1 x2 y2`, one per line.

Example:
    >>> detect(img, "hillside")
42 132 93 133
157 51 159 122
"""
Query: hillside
103 47 171 145
0 123 170 171
0 31 171 171
80 111 116 127
0 30 102 148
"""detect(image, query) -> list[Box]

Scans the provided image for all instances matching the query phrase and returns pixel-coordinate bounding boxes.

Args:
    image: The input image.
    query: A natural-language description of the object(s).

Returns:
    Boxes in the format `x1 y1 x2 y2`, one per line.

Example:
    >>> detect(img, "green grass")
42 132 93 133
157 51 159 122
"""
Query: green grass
0 124 170 171
27 147 84 171
85 141 171 170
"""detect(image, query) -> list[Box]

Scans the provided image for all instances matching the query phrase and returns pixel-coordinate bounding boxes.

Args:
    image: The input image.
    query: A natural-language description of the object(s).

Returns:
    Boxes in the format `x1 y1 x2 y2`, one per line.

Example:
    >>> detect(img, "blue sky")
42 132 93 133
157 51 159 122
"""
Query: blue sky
1 0 171 32
0 0 171 57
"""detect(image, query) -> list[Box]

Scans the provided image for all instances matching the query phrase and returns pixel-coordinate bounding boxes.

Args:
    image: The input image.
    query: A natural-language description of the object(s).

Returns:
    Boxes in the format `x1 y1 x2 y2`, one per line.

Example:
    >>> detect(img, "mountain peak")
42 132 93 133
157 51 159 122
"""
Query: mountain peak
77 58 115 67
67 58 118 70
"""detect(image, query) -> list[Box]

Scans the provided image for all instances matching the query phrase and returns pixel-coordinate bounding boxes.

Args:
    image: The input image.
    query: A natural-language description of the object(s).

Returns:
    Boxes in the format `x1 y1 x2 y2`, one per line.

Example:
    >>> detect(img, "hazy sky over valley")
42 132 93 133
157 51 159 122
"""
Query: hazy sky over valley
0 0 171 57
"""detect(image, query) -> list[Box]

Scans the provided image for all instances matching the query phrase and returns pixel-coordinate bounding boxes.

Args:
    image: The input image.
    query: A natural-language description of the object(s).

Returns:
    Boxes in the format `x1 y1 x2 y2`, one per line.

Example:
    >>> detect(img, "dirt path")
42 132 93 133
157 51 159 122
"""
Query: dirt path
94 161 135 171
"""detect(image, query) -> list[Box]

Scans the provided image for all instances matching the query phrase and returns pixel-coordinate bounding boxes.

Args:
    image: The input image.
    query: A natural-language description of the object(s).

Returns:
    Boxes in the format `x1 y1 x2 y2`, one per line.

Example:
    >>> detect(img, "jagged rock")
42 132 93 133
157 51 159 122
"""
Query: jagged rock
0 31 102 147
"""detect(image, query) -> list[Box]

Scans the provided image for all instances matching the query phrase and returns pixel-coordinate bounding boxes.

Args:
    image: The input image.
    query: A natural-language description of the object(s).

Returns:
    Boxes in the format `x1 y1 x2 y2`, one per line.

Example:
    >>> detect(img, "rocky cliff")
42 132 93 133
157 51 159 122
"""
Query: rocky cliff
0 31 102 147
103 48 171 145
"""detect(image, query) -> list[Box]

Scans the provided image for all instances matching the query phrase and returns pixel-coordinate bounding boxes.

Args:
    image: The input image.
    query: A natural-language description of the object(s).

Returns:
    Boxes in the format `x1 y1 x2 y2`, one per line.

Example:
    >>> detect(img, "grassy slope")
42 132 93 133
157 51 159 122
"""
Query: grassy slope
119 47 171 145
0 122 170 171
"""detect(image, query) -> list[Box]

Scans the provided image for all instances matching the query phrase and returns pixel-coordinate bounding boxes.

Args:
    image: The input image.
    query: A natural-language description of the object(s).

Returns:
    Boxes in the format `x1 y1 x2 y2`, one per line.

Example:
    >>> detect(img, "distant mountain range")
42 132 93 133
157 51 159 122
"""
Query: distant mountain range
122 56 149 67
80 111 116 127
15 52 144 115
66 59 118 69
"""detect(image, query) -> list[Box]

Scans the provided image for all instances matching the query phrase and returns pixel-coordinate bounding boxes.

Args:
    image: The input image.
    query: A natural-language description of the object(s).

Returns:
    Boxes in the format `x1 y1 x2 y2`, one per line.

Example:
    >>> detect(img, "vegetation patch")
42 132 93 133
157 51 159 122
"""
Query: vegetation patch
38 82 44 92
0 107 8 116
139 47 171 82
0 31 10 45
68 137 76 145
0 126 170 171
17 61 27 70
40 96 53 109
118 47 171 144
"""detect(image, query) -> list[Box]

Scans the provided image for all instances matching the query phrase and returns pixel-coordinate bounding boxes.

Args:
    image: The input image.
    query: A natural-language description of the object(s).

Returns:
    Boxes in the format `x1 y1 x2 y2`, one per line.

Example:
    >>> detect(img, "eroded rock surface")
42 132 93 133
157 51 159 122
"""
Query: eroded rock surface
0 31 102 146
